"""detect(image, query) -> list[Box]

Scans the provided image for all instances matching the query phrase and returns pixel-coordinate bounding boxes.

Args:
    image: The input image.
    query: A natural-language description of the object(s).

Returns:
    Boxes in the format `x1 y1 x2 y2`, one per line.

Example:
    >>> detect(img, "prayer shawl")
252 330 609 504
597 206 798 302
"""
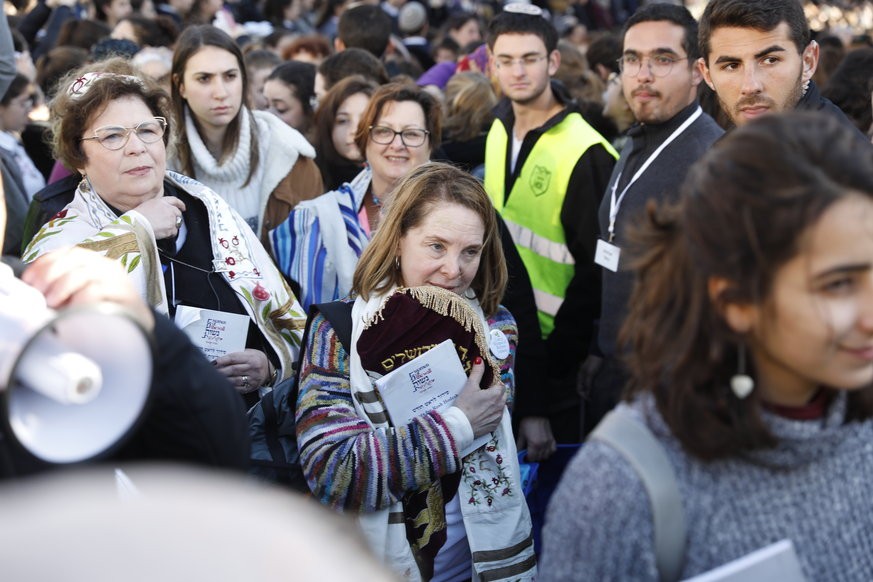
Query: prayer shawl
269 167 371 310
22 171 307 380
349 286 536 581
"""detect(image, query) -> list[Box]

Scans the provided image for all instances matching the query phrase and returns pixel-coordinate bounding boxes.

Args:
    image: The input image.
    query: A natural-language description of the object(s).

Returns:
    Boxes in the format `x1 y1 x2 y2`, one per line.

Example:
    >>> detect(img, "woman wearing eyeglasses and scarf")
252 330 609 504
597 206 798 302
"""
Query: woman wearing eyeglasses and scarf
23 58 306 407
270 81 440 310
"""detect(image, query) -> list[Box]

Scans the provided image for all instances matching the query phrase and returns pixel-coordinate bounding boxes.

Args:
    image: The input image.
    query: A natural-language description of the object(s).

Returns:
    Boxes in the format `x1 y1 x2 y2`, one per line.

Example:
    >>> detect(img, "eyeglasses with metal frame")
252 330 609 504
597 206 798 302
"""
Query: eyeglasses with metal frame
617 54 687 78
81 117 168 151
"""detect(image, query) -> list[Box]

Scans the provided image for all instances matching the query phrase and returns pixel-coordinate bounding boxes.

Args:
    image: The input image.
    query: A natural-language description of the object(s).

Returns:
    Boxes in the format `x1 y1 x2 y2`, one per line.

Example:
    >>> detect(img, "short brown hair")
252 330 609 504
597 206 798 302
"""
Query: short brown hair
699 0 810 63
353 162 507 316
353 81 441 161
50 57 170 172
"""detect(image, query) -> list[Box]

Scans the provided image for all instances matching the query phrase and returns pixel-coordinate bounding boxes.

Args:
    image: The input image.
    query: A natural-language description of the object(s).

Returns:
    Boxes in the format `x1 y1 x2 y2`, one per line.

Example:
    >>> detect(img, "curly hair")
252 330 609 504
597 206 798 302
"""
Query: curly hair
49 57 170 172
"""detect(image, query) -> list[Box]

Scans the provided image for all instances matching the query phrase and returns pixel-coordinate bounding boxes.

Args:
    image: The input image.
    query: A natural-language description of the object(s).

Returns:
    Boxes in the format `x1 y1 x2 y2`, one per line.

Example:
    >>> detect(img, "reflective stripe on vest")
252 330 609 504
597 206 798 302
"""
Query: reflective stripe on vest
533 287 564 318
485 112 617 337
503 219 574 265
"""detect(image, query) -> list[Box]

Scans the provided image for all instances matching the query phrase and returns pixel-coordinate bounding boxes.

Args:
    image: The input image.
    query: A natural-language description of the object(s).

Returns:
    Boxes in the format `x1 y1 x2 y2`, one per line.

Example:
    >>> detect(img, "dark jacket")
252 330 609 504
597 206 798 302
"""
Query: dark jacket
0 148 31 257
796 80 871 147
21 174 80 251
597 103 724 357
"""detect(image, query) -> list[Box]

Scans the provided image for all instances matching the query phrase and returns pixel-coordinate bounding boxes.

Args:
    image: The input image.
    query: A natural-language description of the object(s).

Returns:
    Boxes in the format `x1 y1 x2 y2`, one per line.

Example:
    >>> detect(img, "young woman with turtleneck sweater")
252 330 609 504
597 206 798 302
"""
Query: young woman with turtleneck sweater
540 114 873 581
170 25 322 243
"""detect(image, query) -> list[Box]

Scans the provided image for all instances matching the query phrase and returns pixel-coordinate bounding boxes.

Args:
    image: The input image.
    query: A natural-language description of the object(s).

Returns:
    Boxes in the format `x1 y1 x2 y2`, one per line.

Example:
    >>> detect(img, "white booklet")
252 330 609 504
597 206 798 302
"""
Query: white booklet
683 539 807 582
373 339 490 457
174 305 249 361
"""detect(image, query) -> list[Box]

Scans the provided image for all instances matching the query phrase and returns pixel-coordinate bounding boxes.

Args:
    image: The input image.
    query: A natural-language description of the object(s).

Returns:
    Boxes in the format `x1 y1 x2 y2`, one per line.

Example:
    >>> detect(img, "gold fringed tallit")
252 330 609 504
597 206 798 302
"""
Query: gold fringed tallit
363 285 501 383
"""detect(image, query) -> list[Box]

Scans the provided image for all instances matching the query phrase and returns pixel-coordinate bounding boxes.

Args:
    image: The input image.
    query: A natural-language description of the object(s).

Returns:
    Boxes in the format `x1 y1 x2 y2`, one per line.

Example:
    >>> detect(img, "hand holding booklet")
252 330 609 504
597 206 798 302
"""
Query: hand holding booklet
174 305 249 361
373 339 491 457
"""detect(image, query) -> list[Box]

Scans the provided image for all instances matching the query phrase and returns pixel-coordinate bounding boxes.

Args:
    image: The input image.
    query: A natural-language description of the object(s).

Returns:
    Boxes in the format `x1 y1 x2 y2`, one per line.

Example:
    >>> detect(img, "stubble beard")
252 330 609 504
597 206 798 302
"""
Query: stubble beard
508 79 550 107
723 70 805 127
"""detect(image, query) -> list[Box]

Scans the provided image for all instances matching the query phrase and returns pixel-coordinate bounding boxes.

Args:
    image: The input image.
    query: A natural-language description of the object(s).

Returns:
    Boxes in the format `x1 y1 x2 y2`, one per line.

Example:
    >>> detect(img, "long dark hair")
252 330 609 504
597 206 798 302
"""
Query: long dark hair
171 25 259 186
313 75 377 190
620 112 873 460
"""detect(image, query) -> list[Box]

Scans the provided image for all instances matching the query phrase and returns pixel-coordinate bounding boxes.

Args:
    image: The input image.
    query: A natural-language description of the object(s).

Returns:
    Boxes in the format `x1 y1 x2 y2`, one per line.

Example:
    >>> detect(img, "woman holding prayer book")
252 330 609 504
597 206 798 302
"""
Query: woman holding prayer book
295 162 535 582
540 113 873 581
22 59 306 406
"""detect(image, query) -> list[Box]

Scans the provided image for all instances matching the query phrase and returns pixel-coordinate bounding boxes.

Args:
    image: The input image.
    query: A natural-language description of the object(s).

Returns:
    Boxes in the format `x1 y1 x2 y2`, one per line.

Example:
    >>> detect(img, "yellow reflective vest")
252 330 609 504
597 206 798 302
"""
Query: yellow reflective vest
485 112 617 337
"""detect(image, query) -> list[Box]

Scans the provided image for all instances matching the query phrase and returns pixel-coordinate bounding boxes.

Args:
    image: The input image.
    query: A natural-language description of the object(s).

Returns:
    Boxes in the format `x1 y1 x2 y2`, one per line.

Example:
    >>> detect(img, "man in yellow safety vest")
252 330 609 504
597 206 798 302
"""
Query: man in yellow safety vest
484 4 617 456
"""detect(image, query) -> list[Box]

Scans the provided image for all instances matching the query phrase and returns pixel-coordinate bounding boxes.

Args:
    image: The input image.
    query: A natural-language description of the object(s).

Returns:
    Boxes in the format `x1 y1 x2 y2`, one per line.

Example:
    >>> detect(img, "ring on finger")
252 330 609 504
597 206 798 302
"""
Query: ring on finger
175 215 183 228
241 374 249 388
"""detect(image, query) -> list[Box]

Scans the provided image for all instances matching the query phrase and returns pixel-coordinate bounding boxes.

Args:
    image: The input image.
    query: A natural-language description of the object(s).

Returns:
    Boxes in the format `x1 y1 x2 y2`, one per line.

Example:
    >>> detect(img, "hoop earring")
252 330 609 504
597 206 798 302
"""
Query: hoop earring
731 344 755 399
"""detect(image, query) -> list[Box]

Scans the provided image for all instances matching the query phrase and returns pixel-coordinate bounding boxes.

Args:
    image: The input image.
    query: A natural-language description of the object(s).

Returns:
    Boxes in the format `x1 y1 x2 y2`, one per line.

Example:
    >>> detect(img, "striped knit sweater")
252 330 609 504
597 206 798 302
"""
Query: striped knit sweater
540 392 873 581
296 304 518 511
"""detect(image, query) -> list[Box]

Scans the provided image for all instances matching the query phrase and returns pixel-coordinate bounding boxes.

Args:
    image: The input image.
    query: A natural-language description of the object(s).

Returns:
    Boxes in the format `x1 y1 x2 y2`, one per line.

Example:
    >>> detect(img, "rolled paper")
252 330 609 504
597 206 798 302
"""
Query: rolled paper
15 333 103 405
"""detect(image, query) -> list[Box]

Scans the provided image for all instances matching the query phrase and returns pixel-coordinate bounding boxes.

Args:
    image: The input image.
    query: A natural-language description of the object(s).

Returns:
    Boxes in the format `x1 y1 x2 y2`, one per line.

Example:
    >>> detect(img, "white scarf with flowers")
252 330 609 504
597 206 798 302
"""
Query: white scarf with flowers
22 171 306 380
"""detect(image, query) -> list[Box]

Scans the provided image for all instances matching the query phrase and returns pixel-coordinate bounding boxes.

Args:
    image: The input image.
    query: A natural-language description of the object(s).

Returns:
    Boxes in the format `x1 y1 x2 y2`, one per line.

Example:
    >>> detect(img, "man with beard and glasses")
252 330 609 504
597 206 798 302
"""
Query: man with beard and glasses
698 0 869 145
484 4 617 456
582 3 724 434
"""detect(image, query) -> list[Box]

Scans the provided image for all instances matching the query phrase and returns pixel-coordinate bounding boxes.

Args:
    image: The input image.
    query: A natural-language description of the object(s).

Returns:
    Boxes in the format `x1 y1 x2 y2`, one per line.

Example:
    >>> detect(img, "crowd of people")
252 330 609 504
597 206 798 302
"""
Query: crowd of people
1 0 873 579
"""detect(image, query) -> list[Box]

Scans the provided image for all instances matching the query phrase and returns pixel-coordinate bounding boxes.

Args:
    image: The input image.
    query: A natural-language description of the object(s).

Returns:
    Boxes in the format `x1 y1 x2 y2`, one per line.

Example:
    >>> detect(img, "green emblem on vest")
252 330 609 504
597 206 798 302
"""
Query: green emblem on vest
529 165 551 196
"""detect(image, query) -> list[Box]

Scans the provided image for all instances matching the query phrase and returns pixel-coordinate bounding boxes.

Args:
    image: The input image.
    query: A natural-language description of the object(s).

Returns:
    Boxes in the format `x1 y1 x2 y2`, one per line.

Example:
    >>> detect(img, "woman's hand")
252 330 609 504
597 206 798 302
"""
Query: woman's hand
22 247 155 332
213 349 272 394
134 196 186 240
453 358 507 438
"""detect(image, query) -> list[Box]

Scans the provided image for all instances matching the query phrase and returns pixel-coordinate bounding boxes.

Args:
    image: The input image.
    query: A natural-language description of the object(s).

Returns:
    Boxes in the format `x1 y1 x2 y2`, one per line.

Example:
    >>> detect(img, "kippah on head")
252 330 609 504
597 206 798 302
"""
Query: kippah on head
398 2 428 34
357 286 500 387
503 2 543 16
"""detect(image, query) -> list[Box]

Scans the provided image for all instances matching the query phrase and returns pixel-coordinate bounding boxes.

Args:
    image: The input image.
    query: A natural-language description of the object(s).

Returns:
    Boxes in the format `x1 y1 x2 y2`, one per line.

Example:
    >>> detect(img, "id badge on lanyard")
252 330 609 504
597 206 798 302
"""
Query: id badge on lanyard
596 106 703 275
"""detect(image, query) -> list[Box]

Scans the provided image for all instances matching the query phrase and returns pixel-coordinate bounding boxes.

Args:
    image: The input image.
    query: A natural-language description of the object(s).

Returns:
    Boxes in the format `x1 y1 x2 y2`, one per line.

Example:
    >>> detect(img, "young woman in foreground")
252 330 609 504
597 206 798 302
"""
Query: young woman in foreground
541 112 873 581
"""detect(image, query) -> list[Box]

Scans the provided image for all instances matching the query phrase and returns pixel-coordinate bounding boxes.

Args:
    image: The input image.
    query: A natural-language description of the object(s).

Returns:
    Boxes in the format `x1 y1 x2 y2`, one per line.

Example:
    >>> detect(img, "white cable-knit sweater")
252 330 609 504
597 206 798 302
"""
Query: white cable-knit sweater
177 107 316 234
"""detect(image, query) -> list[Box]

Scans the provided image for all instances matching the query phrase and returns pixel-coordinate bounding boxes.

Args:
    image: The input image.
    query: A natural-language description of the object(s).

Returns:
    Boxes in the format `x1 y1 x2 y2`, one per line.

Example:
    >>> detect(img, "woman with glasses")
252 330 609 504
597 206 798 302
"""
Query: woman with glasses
23 58 307 406
270 81 440 310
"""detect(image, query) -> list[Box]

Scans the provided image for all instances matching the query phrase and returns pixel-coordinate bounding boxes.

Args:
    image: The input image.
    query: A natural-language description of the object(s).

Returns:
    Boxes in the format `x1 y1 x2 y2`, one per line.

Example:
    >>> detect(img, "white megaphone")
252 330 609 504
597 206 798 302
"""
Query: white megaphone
0 265 153 464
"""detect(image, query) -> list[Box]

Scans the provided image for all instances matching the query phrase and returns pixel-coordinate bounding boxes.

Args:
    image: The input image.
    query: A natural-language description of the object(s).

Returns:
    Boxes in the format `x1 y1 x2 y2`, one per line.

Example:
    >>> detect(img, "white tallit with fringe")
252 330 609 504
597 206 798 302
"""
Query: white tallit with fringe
348 285 536 582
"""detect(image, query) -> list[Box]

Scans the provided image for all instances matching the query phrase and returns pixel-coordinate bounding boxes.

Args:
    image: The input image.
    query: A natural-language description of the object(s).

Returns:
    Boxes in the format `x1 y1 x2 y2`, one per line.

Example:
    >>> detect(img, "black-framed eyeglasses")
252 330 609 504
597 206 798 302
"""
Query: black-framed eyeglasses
368 125 429 147
617 54 688 78
81 117 167 150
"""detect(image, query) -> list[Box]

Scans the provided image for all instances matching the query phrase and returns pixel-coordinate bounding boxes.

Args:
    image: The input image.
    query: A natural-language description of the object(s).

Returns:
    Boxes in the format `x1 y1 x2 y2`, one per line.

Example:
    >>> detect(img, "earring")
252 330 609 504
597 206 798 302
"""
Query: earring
801 78 810 97
394 256 400 270
731 344 755 399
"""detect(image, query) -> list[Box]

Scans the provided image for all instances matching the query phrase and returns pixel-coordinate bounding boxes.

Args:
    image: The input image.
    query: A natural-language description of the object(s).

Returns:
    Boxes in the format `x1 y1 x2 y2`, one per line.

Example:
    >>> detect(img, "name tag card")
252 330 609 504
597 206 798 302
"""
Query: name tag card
595 239 621 272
